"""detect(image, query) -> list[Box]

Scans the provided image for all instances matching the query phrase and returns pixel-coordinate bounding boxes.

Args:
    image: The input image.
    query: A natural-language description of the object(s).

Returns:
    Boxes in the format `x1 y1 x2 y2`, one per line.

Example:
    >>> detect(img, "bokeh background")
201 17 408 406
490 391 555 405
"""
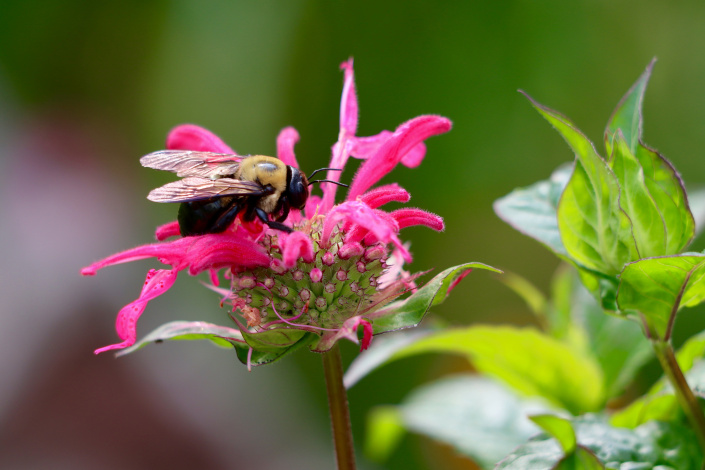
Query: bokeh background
2 1 705 469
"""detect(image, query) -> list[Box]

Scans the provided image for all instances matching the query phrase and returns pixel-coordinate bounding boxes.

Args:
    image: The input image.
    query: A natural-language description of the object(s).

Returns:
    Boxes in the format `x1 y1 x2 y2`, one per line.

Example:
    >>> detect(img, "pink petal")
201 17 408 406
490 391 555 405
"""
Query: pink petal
347 115 452 201
339 58 358 136
359 184 411 209
447 268 472 295
360 319 373 351
185 234 270 274
94 269 178 354
319 60 359 213
391 208 444 232
81 232 268 276
322 201 410 262
154 220 181 241
280 231 314 268
166 124 235 153
312 315 372 352
351 132 427 168
276 126 300 168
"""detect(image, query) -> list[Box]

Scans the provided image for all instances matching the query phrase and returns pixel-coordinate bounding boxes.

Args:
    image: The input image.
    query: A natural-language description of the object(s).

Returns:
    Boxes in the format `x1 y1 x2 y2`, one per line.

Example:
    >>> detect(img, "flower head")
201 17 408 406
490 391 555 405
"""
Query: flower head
82 59 454 365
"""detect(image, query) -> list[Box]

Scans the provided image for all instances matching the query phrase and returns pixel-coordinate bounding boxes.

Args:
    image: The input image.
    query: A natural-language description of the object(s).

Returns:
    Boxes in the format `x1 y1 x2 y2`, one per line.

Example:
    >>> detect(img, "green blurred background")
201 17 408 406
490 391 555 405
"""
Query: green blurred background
2 1 705 469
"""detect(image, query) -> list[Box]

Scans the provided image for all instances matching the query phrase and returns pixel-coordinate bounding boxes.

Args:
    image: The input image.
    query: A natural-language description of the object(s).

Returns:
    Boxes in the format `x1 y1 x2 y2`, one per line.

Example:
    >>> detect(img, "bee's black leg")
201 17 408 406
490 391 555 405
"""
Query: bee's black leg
276 198 290 223
210 203 242 233
255 207 293 233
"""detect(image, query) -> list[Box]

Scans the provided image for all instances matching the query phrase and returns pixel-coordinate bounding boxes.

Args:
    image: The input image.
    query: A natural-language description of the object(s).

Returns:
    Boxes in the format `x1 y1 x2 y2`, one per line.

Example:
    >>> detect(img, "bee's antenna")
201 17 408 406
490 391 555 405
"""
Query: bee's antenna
307 167 343 179
308 179 349 188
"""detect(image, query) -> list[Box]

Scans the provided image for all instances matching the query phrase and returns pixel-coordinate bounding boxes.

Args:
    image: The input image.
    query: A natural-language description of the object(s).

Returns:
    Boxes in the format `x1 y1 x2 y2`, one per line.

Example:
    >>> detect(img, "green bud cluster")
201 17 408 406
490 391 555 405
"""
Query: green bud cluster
229 226 388 330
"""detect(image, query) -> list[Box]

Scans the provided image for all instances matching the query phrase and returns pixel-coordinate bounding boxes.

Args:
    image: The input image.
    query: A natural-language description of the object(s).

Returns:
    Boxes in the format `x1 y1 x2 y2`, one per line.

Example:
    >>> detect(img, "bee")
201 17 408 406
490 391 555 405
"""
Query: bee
140 150 347 235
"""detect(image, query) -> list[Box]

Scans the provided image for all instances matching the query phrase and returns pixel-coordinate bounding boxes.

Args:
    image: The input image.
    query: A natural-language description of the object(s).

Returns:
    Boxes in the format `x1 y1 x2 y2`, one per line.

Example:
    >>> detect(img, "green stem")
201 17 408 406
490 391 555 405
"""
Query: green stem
652 340 705 454
322 343 356 470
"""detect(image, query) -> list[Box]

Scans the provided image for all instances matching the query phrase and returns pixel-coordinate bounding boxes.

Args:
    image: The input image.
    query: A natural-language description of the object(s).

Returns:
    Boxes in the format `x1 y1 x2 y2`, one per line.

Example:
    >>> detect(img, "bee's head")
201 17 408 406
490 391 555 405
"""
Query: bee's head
287 166 310 210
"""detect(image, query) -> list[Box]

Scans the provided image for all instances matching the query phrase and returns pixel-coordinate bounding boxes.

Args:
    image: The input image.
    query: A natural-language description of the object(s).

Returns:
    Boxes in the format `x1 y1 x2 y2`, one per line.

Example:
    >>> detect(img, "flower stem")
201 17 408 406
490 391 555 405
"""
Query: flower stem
322 343 356 470
652 339 705 453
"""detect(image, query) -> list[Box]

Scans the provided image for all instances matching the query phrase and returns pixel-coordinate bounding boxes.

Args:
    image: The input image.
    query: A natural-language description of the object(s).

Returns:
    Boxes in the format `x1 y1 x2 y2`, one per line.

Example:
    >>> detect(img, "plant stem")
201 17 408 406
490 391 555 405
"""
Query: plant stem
322 343 356 470
652 340 705 453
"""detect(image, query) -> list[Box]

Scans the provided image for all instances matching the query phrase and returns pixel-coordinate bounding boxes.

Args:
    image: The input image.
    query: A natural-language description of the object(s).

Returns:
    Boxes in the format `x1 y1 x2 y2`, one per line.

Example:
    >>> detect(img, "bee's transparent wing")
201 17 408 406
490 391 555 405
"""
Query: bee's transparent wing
140 150 242 178
147 177 268 202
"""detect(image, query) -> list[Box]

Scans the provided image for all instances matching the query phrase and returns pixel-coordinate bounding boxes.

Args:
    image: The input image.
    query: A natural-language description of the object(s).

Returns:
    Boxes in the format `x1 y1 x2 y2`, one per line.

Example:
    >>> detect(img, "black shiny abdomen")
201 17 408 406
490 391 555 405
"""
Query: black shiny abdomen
178 196 237 236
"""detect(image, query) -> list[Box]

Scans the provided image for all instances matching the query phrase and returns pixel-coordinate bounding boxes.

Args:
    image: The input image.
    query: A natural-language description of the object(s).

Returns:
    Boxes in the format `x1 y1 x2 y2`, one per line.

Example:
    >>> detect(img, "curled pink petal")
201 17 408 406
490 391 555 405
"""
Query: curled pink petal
360 319 373 351
400 142 427 168
447 269 472 295
313 315 371 352
166 124 235 153
281 231 314 268
391 208 444 232
155 221 181 241
351 132 426 168
339 58 358 136
347 115 452 201
276 126 300 168
95 269 178 354
358 184 410 209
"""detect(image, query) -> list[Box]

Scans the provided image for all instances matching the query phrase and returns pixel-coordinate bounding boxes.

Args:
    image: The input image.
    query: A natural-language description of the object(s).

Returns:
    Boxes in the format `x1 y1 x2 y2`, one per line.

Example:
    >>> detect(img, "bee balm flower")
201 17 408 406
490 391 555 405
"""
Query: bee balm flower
82 59 485 367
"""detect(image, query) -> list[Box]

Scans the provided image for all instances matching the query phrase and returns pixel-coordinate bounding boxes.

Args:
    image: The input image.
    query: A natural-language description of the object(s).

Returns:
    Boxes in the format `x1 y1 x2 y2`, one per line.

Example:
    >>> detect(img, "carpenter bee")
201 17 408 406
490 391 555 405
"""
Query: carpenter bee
140 151 347 236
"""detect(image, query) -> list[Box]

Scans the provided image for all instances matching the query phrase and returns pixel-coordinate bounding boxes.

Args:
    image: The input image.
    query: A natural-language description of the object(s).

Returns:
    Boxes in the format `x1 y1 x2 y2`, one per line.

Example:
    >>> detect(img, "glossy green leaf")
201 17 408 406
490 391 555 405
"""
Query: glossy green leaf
347 325 604 414
554 447 604 470
494 164 571 257
233 330 315 367
116 321 243 356
617 254 705 339
368 262 501 334
610 132 668 258
395 375 544 469
530 414 576 453
604 59 654 157
633 143 694 253
497 416 700 470
523 91 637 276
364 406 406 463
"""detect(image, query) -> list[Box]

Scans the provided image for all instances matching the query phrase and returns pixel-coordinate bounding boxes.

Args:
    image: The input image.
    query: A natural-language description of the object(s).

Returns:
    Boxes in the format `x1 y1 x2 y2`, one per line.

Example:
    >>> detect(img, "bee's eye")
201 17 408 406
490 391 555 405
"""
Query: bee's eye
287 168 309 210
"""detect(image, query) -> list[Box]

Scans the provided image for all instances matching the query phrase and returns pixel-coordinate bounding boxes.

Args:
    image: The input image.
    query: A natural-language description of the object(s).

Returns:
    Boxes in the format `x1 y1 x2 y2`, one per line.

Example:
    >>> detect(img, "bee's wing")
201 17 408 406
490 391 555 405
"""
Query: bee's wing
140 150 242 178
147 177 268 202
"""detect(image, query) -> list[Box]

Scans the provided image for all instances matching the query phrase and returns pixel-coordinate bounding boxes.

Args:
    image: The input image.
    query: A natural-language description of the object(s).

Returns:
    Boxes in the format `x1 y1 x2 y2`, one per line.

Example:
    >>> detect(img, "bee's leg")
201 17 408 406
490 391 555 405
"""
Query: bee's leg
210 203 242 233
275 198 290 223
255 207 293 233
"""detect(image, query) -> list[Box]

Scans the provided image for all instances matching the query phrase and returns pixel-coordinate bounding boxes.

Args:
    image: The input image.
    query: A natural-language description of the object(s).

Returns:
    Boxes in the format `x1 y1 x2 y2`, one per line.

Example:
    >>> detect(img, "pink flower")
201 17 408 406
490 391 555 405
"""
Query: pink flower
82 58 451 360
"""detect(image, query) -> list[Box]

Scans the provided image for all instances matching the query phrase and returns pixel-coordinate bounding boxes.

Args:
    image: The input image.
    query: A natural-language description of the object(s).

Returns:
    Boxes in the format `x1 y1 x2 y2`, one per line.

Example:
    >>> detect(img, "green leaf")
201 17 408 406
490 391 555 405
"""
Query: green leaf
554 447 604 470
604 58 654 156
617 254 705 339
233 330 315 367
395 375 545 469
494 164 572 257
346 325 604 414
368 262 501 334
523 91 637 276
530 414 577 453
501 271 548 325
497 416 700 470
116 321 244 356
633 143 694 253
364 406 406 463
610 132 669 258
